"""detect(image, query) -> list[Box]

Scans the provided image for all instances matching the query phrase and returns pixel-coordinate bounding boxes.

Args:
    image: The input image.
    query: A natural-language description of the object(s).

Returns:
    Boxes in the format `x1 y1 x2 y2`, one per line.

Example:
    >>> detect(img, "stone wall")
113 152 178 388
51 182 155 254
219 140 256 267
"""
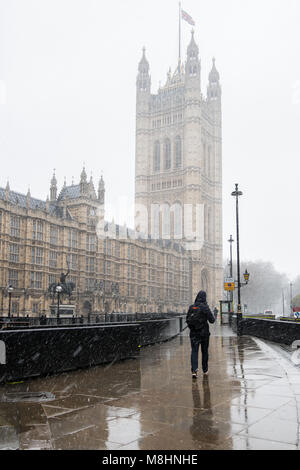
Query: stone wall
0 316 186 383
234 316 300 346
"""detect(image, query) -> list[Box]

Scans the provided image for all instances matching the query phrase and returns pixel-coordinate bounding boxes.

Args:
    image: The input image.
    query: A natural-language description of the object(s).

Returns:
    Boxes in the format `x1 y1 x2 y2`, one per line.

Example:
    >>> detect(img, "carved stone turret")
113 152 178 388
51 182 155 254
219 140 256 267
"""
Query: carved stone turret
98 175 105 205
80 167 88 195
50 170 57 201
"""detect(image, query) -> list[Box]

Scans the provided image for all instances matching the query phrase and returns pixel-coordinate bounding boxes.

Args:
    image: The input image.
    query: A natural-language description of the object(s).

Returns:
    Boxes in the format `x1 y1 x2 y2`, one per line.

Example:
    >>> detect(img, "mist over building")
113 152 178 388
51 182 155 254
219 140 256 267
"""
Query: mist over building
0 31 222 316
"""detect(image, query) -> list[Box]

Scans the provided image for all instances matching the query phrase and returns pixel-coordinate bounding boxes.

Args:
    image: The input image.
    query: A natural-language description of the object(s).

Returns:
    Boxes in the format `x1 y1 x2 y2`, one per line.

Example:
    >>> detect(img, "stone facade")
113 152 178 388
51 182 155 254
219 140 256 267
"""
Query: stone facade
0 32 223 317
134 32 223 307
0 169 191 317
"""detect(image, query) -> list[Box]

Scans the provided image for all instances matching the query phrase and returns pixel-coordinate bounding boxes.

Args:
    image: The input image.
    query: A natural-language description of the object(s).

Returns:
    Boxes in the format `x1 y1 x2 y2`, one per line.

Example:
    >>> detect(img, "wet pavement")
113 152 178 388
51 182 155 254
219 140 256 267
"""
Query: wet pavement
0 324 300 450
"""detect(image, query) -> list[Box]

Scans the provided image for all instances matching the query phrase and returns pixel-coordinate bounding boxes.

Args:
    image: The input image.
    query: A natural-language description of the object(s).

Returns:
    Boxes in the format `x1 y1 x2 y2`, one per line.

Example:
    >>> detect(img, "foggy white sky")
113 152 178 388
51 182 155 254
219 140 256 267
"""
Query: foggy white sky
0 0 300 280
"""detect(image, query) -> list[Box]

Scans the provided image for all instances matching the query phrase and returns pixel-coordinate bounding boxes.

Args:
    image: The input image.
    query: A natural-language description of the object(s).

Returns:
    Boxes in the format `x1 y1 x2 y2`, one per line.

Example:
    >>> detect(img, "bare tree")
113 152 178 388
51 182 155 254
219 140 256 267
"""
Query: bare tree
224 260 289 315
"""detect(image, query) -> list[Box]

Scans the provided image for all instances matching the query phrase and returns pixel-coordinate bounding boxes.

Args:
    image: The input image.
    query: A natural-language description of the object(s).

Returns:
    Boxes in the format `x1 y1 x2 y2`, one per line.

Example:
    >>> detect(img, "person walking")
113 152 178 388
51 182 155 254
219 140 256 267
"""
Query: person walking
213 307 218 321
186 291 216 379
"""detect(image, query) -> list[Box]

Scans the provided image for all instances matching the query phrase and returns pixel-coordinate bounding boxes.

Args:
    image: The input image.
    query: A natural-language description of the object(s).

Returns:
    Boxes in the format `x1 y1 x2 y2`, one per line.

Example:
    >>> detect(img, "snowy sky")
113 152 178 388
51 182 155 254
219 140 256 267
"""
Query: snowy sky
0 0 300 280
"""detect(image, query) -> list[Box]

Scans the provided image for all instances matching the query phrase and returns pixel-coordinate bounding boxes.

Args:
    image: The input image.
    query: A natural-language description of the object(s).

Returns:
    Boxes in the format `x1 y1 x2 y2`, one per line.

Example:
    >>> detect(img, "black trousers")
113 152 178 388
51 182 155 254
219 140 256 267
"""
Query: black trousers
190 335 210 373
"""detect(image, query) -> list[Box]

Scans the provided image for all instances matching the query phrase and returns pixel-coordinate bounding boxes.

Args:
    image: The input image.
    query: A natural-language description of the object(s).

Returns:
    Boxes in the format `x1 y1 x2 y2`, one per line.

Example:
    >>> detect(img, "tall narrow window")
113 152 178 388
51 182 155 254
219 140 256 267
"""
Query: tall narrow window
173 203 182 239
86 235 96 252
164 139 171 170
10 216 20 238
162 204 170 239
50 225 59 245
154 141 160 172
175 136 182 168
8 269 18 288
68 230 78 249
33 220 43 241
49 251 58 268
9 244 19 263
152 204 160 239
32 247 43 265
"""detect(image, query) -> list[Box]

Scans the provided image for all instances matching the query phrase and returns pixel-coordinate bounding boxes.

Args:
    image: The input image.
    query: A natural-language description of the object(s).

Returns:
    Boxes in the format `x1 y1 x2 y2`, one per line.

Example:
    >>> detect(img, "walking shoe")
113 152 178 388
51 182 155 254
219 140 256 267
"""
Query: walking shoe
203 370 209 375
192 371 198 379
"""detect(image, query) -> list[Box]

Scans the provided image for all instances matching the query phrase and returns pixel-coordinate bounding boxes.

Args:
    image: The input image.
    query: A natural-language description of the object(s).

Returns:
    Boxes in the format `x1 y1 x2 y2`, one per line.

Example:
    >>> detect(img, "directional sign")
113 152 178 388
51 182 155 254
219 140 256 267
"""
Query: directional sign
224 281 235 292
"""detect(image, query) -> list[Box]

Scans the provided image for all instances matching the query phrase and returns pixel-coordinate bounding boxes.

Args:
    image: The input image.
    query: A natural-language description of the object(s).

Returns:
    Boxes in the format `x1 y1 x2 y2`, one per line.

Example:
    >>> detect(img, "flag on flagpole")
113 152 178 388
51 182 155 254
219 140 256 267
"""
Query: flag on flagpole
181 9 195 26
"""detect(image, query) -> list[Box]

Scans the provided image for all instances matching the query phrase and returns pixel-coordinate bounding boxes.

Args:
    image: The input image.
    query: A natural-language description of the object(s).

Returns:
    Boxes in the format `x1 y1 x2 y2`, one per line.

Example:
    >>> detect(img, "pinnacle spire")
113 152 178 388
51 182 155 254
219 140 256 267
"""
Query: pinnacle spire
138 46 149 74
51 169 57 187
80 166 87 183
209 57 220 83
207 57 221 101
187 29 199 57
50 169 57 201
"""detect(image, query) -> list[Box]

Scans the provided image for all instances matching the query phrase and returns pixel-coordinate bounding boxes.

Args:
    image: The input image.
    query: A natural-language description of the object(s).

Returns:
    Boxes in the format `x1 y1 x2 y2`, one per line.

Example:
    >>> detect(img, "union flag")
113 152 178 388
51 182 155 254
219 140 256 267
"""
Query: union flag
181 9 195 26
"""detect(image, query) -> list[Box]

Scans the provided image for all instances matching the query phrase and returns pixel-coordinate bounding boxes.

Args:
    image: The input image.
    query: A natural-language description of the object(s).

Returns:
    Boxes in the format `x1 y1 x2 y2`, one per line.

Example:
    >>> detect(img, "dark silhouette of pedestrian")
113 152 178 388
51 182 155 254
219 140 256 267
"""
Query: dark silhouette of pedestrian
213 307 218 320
186 291 216 378
40 314 47 325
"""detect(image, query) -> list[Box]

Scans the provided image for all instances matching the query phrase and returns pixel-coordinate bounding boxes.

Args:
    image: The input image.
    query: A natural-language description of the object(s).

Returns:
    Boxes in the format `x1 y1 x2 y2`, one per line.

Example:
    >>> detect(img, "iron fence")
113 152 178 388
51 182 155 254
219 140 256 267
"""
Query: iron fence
0 312 186 329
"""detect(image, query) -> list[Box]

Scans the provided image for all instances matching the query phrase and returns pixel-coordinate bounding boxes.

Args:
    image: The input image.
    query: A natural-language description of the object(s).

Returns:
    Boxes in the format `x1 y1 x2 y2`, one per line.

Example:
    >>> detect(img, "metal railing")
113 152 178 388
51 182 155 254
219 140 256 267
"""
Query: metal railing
0 312 186 329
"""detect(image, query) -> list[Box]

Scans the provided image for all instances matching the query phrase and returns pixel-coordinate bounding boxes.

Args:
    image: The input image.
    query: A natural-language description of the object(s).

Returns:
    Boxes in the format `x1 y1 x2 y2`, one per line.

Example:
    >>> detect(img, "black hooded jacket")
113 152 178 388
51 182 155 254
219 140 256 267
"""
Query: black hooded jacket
187 291 216 337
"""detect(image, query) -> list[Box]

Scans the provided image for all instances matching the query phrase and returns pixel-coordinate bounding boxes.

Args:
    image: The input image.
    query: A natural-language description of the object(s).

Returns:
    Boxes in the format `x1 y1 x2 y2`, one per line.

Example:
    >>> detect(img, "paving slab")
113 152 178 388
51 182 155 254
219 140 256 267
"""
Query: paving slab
0 324 300 450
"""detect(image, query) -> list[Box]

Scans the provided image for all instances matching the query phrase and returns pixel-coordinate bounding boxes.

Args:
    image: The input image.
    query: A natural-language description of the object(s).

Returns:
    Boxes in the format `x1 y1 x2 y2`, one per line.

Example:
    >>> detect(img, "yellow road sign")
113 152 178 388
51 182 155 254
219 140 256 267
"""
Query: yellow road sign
224 282 235 291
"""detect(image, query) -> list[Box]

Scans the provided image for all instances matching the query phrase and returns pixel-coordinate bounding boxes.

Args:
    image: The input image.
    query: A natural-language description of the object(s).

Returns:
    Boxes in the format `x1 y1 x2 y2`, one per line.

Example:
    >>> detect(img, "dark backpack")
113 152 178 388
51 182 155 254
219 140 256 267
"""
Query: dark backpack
186 305 206 330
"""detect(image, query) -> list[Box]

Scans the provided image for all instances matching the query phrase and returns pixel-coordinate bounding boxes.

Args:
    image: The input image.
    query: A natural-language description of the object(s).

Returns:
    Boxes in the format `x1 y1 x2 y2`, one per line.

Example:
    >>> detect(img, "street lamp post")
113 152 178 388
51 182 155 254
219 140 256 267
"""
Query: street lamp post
228 235 234 304
231 184 243 315
56 284 63 323
7 285 13 319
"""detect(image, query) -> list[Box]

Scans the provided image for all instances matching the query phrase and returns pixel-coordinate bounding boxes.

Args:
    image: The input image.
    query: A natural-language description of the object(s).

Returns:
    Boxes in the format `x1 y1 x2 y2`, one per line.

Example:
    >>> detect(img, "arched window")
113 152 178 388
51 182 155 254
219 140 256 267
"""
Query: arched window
152 204 160 239
162 204 170 239
154 141 160 172
173 203 182 239
164 138 171 170
175 136 182 168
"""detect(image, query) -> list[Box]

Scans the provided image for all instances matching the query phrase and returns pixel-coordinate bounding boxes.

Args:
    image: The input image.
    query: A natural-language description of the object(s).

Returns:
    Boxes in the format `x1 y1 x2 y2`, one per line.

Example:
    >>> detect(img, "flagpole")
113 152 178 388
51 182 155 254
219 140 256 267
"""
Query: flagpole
179 2 182 64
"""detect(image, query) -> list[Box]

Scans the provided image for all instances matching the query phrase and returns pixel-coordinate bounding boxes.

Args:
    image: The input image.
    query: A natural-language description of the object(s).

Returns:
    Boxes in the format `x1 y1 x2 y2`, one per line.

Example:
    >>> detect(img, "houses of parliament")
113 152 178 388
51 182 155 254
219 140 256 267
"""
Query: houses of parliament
0 32 223 317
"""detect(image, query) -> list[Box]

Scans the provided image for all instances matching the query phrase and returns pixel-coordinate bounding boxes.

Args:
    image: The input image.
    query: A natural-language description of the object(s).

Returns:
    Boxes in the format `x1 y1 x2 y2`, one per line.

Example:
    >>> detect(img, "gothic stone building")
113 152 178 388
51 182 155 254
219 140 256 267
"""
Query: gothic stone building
135 32 223 307
0 169 191 317
0 32 222 317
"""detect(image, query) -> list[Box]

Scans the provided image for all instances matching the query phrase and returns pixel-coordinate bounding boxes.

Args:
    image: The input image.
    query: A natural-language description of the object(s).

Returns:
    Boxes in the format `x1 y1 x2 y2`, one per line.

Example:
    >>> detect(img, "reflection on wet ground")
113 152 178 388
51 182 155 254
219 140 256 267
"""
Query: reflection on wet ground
0 325 300 450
